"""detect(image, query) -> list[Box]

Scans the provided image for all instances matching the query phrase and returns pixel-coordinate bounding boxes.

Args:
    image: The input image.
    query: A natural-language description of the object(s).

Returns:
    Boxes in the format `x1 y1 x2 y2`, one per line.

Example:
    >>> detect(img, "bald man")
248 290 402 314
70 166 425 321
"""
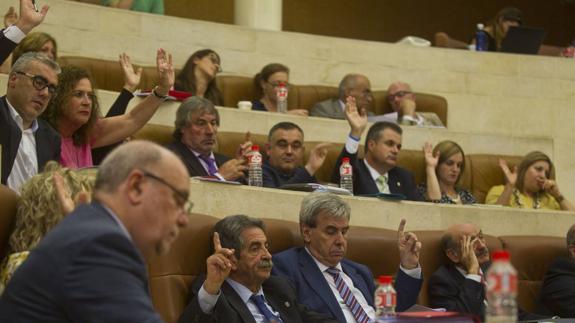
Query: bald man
310 74 374 119
380 82 443 127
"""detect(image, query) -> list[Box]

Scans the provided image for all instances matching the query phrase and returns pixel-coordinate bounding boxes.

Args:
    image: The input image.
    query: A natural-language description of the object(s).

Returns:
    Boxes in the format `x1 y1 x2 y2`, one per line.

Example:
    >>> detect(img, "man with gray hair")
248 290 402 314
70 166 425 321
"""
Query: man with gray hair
310 74 374 119
179 214 337 322
538 223 575 317
166 96 249 181
272 192 422 322
0 140 191 321
1 51 61 191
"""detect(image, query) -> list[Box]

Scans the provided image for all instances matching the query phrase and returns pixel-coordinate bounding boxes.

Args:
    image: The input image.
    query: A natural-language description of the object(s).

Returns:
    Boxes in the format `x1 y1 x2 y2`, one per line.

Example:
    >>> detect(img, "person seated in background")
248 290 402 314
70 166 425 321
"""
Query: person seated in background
1 31 57 73
166 96 250 181
311 73 374 119
1 52 61 191
418 141 476 204
485 151 575 211
332 97 420 200
100 0 164 15
0 161 92 295
537 223 575 318
429 223 546 321
263 122 330 188
252 63 309 116
42 49 173 168
380 82 444 127
272 193 422 322
174 49 223 106
178 214 337 323
1 0 49 64
471 6 523 52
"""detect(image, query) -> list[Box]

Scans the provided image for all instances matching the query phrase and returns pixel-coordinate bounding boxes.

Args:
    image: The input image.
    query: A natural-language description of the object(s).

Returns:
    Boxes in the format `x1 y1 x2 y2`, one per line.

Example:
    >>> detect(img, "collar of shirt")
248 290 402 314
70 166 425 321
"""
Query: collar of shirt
226 278 264 304
363 158 387 183
304 246 343 273
6 98 39 132
101 204 132 241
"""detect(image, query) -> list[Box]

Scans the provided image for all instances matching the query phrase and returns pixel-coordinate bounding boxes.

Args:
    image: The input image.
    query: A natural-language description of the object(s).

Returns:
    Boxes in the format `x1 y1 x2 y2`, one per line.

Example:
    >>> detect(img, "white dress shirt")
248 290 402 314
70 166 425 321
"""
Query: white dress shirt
6 98 38 192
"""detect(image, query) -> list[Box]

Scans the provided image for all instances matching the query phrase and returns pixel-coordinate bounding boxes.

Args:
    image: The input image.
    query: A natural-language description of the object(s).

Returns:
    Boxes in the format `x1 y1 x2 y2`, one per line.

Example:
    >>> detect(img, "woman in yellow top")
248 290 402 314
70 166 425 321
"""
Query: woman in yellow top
485 151 574 211
0 162 92 294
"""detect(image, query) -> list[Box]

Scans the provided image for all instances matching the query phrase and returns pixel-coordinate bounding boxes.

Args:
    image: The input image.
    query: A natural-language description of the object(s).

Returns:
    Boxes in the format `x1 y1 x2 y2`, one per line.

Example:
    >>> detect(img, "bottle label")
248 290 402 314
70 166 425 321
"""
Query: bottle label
248 153 262 164
340 164 352 176
487 272 517 294
375 291 396 307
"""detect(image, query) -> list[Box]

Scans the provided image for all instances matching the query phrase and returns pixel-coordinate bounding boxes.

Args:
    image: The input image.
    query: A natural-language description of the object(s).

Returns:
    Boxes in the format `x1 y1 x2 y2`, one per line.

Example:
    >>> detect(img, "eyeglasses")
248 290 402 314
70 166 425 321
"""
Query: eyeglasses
140 170 193 214
387 90 412 101
71 90 97 102
16 71 57 95
266 80 290 88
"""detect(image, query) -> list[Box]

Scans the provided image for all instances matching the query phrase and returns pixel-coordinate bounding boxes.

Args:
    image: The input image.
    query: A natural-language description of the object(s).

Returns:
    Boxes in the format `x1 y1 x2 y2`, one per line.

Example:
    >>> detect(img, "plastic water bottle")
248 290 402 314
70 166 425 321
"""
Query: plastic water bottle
374 275 396 317
475 23 488 51
339 157 353 194
276 82 288 113
485 250 518 323
248 145 263 187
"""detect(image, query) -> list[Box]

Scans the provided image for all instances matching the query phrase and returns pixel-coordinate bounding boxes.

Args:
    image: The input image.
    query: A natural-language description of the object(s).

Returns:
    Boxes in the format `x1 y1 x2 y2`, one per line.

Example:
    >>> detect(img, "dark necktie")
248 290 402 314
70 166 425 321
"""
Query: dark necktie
197 154 218 176
325 267 372 323
250 294 283 323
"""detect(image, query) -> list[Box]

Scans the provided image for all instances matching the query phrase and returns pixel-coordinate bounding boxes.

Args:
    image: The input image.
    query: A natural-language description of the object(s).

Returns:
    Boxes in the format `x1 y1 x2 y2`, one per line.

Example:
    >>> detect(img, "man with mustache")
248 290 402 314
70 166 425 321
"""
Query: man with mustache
332 97 419 200
263 122 330 188
167 96 248 181
179 214 337 323
1 52 61 191
429 223 545 321
272 193 423 322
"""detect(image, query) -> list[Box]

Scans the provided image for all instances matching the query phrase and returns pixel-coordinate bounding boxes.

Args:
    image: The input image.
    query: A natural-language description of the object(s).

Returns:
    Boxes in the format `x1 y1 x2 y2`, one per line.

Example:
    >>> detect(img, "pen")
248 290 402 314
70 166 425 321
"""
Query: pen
32 0 39 12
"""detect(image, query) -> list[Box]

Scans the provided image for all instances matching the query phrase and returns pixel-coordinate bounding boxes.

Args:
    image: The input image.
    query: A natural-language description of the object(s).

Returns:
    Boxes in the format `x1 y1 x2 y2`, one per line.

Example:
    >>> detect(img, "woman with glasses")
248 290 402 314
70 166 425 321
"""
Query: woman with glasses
43 49 174 168
174 49 223 106
418 141 476 205
486 151 574 211
252 63 308 116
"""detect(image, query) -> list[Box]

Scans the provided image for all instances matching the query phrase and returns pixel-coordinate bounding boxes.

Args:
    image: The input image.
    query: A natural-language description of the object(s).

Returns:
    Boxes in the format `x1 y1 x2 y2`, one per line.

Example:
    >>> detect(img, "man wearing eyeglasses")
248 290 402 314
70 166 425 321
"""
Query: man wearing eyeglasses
311 74 374 120
0 141 190 322
380 82 444 127
1 52 61 191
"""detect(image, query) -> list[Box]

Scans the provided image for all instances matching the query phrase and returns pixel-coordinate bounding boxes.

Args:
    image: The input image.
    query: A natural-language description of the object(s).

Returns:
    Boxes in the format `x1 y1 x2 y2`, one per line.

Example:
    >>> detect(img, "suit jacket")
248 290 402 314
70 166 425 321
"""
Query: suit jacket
179 274 337 323
272 247 422 322
262 161 316 188
0 96 61 185
331 146 420 201
311 98 347 120
0 202 162 322
166 140 231 177
538 256 575 318
0 30 17 64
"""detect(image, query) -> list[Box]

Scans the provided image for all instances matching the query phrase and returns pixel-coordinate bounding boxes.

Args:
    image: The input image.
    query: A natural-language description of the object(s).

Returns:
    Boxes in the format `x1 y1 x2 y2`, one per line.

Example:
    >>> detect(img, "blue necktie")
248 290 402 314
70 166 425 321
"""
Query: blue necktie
326 267 372 323
250 294 283 323
197 154 218 176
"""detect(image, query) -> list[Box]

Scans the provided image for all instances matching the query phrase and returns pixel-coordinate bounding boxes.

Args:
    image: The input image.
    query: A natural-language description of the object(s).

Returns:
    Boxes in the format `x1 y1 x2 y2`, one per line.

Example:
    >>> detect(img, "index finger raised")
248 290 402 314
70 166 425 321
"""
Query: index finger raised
213 232 223 252
397 218 407 238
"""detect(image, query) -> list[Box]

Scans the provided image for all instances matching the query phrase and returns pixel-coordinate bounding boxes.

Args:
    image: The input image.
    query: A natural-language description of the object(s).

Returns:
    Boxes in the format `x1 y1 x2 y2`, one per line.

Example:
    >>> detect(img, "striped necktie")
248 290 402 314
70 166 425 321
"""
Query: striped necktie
376 174 390 194
326 267 372 323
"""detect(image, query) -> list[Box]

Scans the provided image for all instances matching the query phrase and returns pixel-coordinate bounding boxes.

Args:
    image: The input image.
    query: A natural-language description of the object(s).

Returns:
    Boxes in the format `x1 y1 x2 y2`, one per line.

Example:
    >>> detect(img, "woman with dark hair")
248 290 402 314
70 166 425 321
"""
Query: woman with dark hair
418 141 476 204
252 63 308 116
486 151 574 210
174 49 223 106
43 49 174 168
472 6 523 51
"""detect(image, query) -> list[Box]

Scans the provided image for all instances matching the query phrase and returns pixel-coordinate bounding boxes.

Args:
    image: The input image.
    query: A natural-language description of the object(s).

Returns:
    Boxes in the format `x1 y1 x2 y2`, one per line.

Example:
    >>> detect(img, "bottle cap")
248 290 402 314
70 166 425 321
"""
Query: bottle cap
252 144 260 151
342 157 350 163
491 250 510 261
378 275 393 284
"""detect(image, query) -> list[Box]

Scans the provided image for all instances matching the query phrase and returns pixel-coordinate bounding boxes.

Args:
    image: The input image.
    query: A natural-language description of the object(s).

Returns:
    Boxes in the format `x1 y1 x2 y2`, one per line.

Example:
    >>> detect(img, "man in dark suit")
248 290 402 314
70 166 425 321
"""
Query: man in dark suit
331 97 419 200
179 214 337 323
263 122 330 188
429 223 546 321
1 51 61 191
310 74 374 120
272 193 423 322
166 96 248 181
0 141 191 322
538 223 575 318
1 0 49 64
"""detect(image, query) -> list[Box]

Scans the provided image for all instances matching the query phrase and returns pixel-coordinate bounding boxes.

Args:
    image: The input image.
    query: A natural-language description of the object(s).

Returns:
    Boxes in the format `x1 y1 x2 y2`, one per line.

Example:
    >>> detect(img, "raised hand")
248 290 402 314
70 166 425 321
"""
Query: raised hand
542 179 562 199
4 6 17 28
204 232 235 295
498 159 517 187
119 53 142 92
459 235 480 275
53 172 90 216
397 219 421 270
344 96 368 138
305 142 332 175
155 48 174 96
15 0 49 34
423 142 439 169
235 132 253 159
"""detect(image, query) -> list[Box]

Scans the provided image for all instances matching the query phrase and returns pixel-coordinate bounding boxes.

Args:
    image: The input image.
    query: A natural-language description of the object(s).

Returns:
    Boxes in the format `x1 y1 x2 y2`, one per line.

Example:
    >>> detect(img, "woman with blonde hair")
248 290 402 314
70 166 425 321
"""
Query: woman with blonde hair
418 141 476 204
0 162 93 294
486 151 574 210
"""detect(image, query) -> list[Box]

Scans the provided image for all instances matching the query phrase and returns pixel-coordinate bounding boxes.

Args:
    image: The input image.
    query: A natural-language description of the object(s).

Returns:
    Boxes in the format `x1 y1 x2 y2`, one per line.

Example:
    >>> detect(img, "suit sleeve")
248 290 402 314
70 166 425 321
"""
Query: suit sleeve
395 269 422 311
403 170 421 202
64 233 162 323
310 102 330 118
428 270 484 316
263 166 315 188
540 261 575 317
0 32 18 65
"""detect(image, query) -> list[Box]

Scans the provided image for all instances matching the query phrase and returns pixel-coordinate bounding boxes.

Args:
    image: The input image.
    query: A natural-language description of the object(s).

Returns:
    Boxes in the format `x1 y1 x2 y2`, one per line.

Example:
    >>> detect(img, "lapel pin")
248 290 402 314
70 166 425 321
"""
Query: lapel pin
397 182 401 187
284 301 290 308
